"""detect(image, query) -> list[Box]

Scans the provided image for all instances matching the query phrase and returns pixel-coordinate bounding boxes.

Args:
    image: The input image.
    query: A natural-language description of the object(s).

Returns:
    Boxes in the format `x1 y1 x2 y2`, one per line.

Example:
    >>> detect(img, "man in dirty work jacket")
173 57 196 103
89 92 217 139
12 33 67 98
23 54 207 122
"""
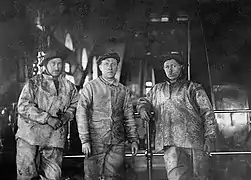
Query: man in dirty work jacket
16 48 79 180
137 54 217 180
76 52 139 180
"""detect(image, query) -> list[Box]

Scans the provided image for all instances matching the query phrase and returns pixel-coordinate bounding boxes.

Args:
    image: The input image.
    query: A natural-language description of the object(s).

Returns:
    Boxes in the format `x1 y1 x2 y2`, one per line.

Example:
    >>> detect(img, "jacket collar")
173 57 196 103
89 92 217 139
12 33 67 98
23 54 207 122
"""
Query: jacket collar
42 71 63 81
99 76 119 86
166 78 185 85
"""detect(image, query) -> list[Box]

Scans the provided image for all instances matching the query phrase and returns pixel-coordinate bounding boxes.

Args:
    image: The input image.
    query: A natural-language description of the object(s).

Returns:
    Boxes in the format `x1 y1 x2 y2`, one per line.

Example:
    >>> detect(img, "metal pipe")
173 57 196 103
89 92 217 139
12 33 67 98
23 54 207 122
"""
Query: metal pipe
214 109 251 113
209 152 251 156
135 109 251 116
150 151 251 156
146 120 153 180
187 19 191 81
198 8 216 110
139 59 144 97
63 153 147 159
67 121 71 150
64 151 251 159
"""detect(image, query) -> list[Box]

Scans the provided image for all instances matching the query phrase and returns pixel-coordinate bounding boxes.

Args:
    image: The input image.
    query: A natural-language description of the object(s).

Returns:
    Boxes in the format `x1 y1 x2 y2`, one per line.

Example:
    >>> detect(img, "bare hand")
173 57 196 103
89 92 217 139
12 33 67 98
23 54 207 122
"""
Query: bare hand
131 142 138 156
47 117 62 130
82 143 91 157
57 110 71 125
204 138 215 152
139 109 151 122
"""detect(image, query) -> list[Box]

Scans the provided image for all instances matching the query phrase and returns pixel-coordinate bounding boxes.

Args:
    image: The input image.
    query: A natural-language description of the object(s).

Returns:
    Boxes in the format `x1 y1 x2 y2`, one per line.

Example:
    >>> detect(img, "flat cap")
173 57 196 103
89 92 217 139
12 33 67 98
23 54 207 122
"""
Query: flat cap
161 53 184 66
39 48 70 66
97 52 120 65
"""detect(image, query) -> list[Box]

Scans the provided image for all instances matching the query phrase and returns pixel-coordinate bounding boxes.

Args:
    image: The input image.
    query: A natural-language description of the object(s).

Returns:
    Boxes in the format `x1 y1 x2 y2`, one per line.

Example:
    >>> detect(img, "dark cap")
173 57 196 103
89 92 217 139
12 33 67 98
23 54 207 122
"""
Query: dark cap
97 52 120 65
161 53 184 66
39 35 72 66
39 48 70 66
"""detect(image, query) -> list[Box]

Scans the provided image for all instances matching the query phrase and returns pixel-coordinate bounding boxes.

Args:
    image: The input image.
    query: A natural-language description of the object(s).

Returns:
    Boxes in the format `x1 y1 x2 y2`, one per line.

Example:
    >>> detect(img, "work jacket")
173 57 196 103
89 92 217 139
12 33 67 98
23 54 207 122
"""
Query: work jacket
16 73 79 148
76 76 139 145
137 79 217 152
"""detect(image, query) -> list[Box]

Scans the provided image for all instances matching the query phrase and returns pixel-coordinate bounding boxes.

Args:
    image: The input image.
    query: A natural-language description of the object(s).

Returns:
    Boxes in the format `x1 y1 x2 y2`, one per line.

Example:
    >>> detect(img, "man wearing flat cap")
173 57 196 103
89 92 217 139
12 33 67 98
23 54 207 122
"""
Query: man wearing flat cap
76 52 139 180
137 53 217 180
16 46 79 180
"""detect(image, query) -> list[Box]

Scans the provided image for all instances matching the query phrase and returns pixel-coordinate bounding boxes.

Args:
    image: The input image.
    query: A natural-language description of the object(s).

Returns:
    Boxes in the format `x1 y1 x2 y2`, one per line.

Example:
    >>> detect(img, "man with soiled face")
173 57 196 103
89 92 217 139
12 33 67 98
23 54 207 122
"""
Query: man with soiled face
76 52 139 180
16 47 79 180
137 54 217 180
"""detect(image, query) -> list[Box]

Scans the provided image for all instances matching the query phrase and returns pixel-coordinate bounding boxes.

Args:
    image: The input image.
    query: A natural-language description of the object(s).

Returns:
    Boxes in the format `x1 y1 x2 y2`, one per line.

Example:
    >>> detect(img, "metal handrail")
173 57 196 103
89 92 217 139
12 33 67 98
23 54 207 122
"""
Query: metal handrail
64 152 147 158
135 109 251 114
64 151 251 158
214 109 251 113
209 151 251 156
145 116 152 180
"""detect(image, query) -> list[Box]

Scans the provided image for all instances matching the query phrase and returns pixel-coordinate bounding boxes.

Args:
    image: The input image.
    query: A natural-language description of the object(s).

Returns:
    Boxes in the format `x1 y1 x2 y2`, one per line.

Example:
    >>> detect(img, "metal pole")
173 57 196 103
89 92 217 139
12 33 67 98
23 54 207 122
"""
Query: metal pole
67 121 71 150
187 19 191 81
146 120 153 180
139 59 145 97
197 6 216 110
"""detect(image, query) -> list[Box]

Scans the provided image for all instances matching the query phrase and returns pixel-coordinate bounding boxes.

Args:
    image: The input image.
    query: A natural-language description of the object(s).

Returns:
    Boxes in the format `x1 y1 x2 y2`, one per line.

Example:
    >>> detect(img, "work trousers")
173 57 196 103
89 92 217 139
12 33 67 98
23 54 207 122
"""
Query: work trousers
163 146 210 180
84 142 125 180
16 138 63 180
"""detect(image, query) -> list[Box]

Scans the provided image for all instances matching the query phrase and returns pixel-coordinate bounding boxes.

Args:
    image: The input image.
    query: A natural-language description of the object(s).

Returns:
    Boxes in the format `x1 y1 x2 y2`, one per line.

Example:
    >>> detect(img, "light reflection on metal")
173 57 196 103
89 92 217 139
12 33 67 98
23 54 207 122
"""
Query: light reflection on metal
36 10 44 31
209 152 251 156
150 15 188 23
64 63 70 73
65 33 74 51
146 52 151 55
81 48 88 70
67 151 251 159
145 82 152 87
151 68 155 86
187 20 191 80
64 153 147 158
170 51 179 55
149 13 170 23
150 17 161 22
161 17 169 22
93 56 98 80
145 81 153 95
176 17 189 22
214 109 251 113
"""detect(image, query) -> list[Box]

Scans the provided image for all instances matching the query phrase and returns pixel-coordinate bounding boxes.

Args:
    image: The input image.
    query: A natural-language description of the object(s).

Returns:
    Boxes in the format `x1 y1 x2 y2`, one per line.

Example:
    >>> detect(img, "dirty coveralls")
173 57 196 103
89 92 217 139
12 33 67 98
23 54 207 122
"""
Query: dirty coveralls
76 76 139 180
16 73 79 180
137 79 217 180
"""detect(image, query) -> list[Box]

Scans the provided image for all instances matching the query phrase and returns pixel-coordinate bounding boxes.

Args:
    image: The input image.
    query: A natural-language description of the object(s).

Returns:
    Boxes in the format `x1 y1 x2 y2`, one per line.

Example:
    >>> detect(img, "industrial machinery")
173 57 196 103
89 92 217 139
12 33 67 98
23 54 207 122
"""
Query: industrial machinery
0 0 251 180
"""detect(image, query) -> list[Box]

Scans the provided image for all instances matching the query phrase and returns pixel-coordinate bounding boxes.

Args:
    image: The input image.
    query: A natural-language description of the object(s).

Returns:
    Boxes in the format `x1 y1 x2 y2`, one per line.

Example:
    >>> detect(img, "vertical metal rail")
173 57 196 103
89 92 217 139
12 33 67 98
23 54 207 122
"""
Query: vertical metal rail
187 19 191 81
139 59 145 97
146 119 153 180
67 121 71 151
197 4 216 109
